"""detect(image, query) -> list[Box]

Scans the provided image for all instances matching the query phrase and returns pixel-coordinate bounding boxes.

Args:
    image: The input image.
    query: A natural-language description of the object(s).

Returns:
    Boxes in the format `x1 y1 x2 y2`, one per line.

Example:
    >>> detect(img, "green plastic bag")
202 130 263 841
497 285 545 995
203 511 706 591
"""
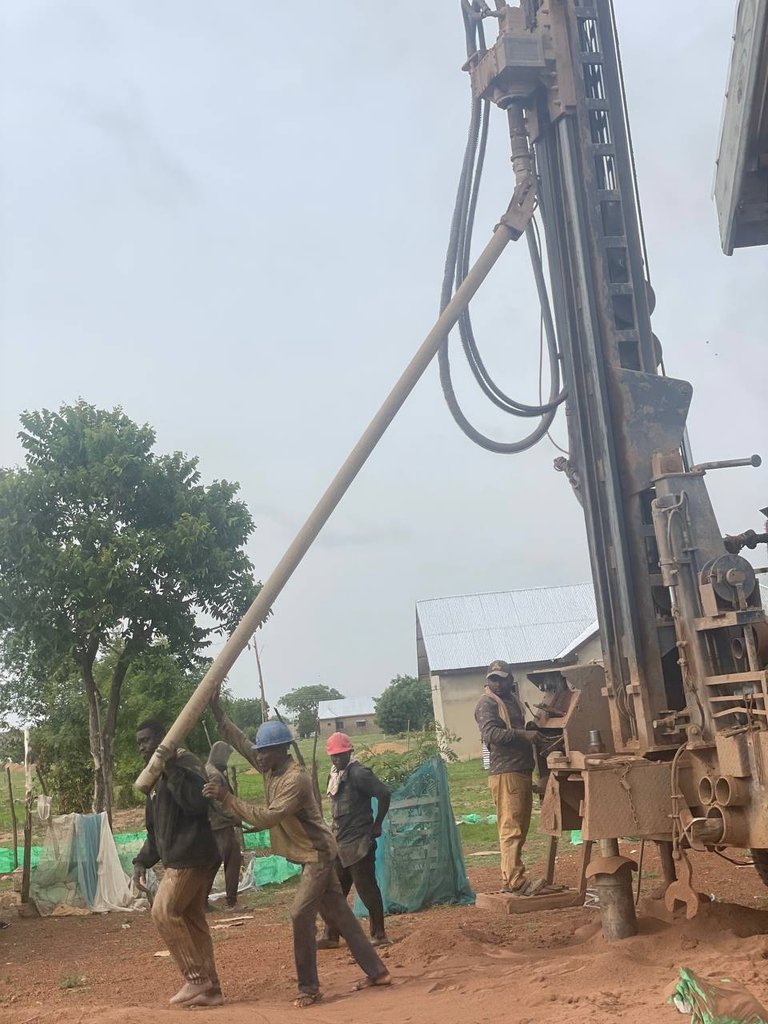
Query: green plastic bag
0 846 41 873
668 968 768 1024
243 830 270 850
251 855 301 887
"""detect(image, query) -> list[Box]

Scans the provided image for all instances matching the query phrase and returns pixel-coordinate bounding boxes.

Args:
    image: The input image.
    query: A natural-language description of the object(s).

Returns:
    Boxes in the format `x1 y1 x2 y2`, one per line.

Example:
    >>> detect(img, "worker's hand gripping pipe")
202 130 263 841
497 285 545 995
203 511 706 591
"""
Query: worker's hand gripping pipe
134 186 536 793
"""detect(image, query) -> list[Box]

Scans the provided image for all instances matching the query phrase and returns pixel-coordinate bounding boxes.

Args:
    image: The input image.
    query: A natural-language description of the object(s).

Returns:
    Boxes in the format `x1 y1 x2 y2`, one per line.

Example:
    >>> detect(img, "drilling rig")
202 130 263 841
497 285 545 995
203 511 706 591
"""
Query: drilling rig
439 0 768 938
138 0 768 941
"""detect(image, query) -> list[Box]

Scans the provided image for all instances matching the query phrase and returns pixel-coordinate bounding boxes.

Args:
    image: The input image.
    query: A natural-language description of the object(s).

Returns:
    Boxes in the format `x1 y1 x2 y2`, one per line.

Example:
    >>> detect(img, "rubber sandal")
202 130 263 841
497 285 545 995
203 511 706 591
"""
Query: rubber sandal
294 993 323 1008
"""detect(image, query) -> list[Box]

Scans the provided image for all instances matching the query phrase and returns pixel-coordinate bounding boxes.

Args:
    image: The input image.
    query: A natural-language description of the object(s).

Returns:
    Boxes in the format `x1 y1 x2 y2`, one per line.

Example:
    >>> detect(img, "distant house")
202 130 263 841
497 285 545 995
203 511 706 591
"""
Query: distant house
318 697 378 738
416 583 600 760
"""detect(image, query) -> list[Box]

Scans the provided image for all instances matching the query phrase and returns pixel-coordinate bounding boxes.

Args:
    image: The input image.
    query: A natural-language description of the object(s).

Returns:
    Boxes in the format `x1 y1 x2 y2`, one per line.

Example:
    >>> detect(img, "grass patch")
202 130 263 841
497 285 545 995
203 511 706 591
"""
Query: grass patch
59 974 87 990
229 738 551 867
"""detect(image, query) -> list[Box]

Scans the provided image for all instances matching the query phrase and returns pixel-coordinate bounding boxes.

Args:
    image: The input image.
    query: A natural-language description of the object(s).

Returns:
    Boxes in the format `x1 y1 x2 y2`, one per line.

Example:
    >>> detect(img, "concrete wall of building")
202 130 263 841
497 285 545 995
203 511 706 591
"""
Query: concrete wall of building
319 713 378 738
430 635 603 761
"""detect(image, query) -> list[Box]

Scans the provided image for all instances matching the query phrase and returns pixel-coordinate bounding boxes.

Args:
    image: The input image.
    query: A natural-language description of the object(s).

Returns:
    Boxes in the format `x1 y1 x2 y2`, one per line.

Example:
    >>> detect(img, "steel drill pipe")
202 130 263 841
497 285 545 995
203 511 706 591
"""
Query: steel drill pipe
135 213 522 793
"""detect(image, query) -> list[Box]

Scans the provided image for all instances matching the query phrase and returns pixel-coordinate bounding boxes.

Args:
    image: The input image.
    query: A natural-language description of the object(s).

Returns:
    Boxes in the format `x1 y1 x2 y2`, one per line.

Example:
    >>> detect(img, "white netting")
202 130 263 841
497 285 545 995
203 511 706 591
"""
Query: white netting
31 813 146 916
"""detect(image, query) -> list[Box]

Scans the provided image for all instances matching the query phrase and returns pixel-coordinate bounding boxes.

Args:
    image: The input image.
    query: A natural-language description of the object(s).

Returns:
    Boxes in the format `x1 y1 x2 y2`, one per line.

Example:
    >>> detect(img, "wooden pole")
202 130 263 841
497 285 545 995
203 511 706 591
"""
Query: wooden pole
253 642 268 723
5 767 18 870
545 835 558 886
202 721 213 750
35 765 49 797
311 719 322 809
20 730 32 905
229 765 239 797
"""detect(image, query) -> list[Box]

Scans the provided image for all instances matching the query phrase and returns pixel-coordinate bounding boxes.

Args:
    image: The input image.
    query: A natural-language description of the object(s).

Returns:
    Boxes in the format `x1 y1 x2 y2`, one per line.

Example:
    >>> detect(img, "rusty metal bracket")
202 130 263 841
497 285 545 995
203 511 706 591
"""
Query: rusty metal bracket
497 178 537 240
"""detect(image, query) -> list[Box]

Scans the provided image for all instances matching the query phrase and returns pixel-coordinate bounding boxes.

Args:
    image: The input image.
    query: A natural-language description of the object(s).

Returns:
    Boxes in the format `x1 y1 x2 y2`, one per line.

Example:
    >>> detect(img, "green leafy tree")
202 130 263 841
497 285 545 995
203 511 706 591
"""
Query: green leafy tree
357 723 458 788
0 726 24 763
223 696 264 736
29 644 213 812
278 684 344 739
0 402 259 817
375 675 434 735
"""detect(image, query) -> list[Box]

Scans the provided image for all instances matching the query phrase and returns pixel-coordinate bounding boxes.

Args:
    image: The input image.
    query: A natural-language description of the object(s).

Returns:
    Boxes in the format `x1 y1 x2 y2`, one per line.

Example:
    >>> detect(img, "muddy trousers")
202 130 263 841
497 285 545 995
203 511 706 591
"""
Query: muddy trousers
488 771 533 891
292 859 387 995
322 845 386 942
210 826 243 906
152 866 220 990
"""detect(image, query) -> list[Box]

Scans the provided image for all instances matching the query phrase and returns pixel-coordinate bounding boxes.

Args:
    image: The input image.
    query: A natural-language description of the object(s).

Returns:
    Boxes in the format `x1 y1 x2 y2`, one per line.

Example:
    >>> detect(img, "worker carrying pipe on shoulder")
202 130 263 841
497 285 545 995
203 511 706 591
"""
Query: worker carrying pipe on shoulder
474 660 546 896
202 713 392 1008
132 719 224 1009
317 732 390 950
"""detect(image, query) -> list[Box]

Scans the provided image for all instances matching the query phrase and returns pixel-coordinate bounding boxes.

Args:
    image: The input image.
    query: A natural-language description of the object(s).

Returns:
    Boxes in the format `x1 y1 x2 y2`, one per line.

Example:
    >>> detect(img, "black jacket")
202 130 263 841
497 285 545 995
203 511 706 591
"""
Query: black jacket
474 693 534 776
134 750 219 870
329 762 390 853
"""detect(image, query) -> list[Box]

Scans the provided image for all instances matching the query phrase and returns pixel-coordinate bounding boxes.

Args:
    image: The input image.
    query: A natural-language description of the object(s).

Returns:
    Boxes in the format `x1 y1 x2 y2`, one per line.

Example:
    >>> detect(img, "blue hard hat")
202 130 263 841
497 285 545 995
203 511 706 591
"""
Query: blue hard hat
252 720 293 750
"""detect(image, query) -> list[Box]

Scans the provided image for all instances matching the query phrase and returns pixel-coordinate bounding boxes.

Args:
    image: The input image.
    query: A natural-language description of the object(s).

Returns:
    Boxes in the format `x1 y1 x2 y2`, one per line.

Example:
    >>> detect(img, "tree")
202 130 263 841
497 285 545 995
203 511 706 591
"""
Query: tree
0 402 259 817
27 644 213 812
223 696 264 736
0 726 24 763
375 675 434 735
278 684 344 739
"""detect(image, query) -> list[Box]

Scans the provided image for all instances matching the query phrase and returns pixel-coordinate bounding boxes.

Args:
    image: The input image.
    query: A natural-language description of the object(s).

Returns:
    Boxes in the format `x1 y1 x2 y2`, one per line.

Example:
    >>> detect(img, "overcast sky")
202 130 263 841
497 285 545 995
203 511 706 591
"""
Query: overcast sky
1 2 766 708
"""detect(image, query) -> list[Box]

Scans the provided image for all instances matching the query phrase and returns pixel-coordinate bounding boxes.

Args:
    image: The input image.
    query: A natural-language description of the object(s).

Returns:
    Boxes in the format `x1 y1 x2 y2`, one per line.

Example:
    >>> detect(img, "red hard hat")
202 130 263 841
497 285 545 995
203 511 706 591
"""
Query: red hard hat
326 731 354 755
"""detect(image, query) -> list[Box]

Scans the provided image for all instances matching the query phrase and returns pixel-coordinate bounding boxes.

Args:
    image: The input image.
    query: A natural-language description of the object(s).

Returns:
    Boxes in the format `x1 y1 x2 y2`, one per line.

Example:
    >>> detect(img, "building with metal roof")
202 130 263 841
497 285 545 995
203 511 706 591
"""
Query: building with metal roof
416 584 600 760
318 696 378 739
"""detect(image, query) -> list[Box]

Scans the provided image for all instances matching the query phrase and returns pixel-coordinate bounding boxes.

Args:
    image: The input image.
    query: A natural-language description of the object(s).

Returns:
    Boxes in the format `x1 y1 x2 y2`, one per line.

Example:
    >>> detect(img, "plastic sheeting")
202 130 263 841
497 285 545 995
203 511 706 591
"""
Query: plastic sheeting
251 854 301 887
32 813 143 916
356 757 474 917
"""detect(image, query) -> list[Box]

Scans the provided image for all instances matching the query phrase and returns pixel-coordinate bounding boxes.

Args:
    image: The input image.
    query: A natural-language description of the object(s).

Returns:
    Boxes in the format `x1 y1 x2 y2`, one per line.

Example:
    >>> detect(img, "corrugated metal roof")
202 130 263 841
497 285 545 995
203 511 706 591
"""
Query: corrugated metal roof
555 620 600 660
318 697 377 720
417 584 598 673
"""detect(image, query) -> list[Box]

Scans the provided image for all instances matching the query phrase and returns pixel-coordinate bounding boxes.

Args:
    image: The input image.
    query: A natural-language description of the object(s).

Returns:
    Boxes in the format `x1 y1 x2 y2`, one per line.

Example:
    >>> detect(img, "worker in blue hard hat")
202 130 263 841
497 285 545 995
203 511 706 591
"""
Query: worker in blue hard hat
206 694 392 1008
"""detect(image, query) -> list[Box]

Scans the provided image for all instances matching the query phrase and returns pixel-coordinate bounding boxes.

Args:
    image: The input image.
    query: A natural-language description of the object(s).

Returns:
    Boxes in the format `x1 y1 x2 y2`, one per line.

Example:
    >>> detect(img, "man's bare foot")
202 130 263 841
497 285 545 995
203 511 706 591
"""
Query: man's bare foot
353 972 392 991
185 990 225 1008
294 992 323 1008
170 981 212 1005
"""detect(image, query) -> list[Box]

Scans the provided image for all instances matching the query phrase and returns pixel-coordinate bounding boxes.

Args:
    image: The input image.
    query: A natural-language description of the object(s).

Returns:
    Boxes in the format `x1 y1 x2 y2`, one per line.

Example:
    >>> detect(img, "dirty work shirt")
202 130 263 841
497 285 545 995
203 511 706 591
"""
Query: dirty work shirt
329 762 390 868
222 758 337 865
474 694 534 776
134 750 219 871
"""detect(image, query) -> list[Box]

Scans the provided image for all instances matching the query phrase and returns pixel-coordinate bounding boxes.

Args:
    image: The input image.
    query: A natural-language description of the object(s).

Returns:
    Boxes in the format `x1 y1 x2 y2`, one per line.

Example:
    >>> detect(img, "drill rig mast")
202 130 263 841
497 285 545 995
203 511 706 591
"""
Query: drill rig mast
455 0 768 931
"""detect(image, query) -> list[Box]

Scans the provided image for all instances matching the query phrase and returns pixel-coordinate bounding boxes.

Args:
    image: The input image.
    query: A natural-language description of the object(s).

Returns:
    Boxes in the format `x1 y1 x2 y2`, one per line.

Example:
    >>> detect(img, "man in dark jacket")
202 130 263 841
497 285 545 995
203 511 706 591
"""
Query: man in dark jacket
205 741 243 909
317 732 390 949
132 719 222 1008
474 661 540 893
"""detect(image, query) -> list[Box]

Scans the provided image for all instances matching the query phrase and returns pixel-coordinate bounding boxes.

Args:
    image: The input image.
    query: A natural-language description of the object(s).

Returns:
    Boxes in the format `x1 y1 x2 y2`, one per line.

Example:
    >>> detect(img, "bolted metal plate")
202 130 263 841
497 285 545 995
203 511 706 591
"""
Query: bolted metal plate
582 761 672 839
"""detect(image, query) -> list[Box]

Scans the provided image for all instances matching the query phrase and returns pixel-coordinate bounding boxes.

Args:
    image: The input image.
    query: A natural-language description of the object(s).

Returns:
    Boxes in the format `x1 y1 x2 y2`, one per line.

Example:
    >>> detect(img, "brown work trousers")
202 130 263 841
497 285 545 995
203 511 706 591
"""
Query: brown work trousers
292 859 386 995
212 825 243 906
488 771 533 891
152 866 220 989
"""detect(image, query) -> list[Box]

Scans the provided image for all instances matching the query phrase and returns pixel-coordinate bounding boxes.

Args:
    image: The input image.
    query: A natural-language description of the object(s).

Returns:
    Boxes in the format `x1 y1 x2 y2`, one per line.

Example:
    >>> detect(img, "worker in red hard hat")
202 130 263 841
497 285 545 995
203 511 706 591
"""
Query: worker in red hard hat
205 697 391 1007
317 732 391 949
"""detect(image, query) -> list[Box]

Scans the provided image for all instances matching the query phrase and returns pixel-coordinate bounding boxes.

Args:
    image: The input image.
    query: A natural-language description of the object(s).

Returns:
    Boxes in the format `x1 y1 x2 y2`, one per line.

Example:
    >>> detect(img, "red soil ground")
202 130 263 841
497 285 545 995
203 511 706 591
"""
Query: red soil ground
4 845 768 1024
